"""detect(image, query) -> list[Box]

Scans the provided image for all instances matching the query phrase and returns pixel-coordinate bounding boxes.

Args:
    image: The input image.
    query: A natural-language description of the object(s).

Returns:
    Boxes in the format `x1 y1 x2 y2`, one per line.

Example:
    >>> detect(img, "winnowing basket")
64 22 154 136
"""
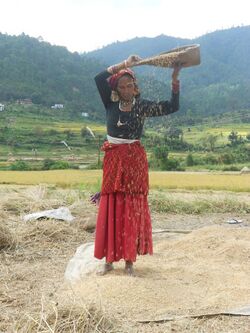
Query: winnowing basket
134 44 200 68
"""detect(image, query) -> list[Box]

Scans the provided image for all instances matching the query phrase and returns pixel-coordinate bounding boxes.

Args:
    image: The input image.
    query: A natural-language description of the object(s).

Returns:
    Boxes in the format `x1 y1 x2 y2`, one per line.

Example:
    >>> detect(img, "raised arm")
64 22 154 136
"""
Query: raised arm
94 70 112 108
94 55 142 108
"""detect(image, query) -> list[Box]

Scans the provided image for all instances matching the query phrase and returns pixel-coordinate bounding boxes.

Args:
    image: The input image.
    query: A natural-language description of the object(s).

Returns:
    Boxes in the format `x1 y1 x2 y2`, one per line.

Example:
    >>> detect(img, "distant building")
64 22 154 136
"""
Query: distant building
0 104 4 111
51 104 64 109
16 99 32 105
81 112 89 117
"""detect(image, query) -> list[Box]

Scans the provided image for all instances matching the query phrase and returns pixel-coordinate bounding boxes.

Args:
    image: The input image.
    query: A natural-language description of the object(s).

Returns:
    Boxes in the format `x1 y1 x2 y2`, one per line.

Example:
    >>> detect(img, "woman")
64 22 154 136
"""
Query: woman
94 55 181 276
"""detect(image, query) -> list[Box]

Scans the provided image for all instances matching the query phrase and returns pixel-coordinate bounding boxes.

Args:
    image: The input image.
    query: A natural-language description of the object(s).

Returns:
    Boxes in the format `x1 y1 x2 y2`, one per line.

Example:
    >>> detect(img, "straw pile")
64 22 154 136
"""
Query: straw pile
14 302 118 333
0 220 16 249
18 219 92 247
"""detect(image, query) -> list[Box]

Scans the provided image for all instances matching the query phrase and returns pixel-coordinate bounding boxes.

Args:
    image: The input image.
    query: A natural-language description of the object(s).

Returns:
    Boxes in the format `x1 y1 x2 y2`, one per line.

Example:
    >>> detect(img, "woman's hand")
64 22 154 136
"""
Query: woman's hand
125 55 142 68
107 55 142 74
172 63 182 83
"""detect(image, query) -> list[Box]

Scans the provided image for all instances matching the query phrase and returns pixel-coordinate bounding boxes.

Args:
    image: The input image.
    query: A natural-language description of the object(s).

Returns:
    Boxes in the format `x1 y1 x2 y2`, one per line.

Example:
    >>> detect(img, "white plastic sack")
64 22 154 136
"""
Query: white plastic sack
23 207 75 222
64 242 105 283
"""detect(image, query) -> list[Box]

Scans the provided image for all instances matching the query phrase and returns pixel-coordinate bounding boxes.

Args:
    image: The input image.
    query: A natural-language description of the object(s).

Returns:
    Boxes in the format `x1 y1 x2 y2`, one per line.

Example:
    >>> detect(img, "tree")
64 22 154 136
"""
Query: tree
228 130 244 146
64 129 73 140
186 153 194 166
149 145 182 170
164 127 183 141
201 134 218 151
152 145 169 160
81 126 90 138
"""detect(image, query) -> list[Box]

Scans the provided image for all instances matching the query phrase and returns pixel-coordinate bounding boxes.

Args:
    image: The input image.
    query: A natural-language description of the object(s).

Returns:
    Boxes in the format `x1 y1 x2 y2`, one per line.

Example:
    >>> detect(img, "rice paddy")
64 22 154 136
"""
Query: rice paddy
0 170 249 192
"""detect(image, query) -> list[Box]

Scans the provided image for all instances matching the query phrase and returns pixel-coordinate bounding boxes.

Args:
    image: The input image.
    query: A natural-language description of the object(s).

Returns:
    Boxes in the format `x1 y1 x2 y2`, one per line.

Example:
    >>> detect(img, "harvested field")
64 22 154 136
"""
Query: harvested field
0 170 250 191
0 185 250 332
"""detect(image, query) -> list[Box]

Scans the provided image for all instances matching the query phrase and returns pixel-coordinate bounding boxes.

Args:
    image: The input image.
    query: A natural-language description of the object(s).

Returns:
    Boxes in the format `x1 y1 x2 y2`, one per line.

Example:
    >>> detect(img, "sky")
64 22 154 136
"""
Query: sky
0 0 249 53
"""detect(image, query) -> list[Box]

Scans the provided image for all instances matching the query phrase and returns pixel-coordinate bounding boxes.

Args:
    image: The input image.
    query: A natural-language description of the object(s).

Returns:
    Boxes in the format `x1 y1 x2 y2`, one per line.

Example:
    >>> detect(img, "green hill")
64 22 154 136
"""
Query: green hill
0 33 105 120
87 26 250 117
0 26 250 123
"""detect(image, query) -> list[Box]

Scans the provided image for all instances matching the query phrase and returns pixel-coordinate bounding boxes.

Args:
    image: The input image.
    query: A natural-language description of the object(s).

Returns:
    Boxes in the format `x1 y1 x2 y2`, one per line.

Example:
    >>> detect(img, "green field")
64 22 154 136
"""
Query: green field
182 123 250 145
0 104 249 172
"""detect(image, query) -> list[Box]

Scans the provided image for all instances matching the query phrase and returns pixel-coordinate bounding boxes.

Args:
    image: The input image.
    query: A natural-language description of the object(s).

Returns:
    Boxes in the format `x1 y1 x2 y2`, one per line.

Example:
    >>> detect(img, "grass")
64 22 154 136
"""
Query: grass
149 171 250 192
182 123 250 145
149 190 250 214
0 170 250 192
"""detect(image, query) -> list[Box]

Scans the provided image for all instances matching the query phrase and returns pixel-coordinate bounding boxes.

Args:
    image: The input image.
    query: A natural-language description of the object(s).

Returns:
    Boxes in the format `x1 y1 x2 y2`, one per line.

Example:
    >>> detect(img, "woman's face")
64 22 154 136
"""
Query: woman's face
116 75 135 101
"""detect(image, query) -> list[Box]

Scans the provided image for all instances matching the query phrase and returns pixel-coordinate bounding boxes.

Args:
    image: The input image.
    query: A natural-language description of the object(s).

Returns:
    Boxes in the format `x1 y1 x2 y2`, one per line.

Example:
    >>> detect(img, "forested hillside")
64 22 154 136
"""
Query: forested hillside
0 26 250 123
87 26 250 118
0 33 105 120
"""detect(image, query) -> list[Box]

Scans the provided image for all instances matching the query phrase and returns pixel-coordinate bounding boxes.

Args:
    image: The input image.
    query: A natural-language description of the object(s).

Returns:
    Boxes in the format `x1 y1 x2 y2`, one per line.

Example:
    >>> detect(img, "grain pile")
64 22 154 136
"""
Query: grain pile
69 225 250 322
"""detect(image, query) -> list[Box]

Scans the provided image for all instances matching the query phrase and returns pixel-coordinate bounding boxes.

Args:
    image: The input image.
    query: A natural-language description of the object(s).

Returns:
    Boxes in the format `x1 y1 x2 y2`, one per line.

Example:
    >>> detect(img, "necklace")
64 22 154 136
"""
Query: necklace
117 116 127 127
119 97 135 111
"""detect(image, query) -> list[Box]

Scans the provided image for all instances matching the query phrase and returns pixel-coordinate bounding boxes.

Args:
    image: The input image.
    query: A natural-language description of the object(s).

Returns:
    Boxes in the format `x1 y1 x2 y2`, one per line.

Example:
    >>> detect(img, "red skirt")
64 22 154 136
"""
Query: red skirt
94 141 153 262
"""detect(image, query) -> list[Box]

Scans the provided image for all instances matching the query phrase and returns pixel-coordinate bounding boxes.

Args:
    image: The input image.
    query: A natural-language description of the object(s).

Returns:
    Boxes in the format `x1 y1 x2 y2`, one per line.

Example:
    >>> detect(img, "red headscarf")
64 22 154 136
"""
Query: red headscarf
108 68 136 90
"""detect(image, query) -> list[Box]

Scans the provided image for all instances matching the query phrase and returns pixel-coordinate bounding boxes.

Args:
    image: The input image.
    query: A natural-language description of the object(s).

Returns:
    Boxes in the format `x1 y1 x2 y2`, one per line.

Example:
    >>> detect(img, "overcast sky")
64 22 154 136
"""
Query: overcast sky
0 0 249 53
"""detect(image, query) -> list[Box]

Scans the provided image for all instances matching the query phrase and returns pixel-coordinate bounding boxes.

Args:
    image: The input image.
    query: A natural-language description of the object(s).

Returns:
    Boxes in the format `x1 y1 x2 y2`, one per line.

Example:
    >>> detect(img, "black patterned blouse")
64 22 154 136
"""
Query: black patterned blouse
95 70 180 140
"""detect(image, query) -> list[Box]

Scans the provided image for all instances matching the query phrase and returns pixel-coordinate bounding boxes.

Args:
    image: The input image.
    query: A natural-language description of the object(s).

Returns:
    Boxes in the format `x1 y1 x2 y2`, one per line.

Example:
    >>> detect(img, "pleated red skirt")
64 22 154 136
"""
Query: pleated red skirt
94 141 153 262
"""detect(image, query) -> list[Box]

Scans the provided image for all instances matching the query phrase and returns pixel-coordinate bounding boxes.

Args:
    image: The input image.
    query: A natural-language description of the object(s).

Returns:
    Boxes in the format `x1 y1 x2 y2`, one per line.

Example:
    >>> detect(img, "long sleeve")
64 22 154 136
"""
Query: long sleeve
141 81 180 117
94 70 112 108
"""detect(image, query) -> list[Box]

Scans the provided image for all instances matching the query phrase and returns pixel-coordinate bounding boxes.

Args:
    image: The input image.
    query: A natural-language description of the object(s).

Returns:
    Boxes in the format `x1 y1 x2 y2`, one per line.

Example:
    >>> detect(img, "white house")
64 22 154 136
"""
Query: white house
51 104 64 109
81 112 89 117
0 104 5 112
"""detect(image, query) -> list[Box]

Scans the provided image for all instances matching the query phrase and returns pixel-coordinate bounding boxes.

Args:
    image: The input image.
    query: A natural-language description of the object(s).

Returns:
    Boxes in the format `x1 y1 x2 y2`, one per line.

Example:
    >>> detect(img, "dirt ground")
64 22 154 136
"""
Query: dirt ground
0 185 250 332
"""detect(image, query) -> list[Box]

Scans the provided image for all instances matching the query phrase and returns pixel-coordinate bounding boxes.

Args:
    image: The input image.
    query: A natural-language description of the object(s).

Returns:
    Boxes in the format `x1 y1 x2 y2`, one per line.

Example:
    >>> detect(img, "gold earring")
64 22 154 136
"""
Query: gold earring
111 90 119 102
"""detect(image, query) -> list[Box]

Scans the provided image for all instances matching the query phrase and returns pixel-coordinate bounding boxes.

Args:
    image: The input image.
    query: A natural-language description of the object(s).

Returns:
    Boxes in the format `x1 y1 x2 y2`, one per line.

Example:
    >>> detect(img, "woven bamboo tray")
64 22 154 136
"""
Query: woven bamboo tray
134 44 200 68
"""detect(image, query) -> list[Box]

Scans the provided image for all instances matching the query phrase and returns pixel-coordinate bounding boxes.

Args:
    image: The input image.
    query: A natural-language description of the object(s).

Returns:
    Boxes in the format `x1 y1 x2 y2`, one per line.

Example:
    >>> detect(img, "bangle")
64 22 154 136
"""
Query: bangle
124 60 128 68
111 65 118 74
172 80 180 93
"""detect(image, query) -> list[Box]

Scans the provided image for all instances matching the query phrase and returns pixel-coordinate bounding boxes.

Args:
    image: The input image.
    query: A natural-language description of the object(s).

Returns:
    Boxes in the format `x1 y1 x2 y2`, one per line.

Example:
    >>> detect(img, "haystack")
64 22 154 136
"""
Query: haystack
241 166 250 174
0 221 16 249
15 302 117 333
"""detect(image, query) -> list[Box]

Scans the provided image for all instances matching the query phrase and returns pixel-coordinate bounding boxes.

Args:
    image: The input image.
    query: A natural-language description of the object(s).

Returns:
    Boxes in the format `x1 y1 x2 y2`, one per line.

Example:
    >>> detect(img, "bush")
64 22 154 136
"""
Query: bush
10 160 30 171
222 165 241 171
204 153 218 165
218 153 234 164
42 158 55 170
50 161 70 170
85 162 102 170
42 159 70 170
186 153 194 166
160 158 184 171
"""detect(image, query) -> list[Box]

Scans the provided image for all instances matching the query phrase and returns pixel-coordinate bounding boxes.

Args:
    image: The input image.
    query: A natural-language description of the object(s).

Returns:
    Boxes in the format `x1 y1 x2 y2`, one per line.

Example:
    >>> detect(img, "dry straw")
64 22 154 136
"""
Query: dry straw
18 219 92 248
1 185 250 333
15 301 118 333
0 220 16 249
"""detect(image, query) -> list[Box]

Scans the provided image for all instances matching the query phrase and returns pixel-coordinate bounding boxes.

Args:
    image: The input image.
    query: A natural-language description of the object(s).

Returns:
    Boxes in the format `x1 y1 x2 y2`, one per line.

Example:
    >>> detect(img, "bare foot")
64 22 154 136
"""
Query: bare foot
99 262 114 275
125 261 136 277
